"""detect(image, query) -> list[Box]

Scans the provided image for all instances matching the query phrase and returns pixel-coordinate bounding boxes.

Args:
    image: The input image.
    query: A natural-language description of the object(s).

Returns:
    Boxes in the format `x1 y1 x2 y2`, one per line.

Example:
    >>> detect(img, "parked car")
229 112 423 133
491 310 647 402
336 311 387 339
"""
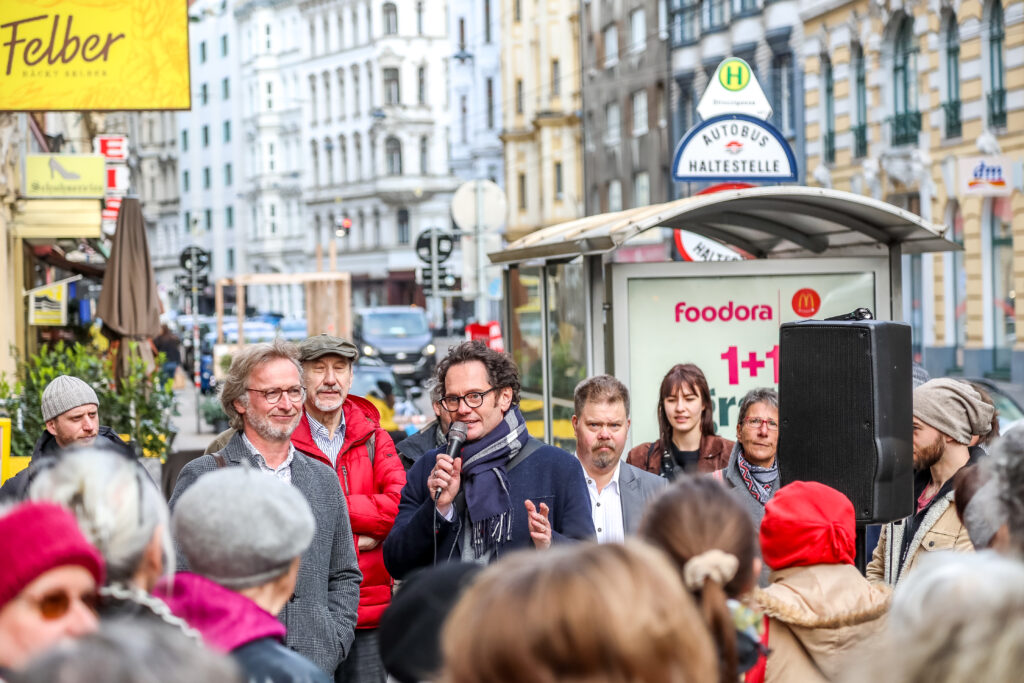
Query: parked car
351 358 427 435
965 377 1024 435
354 306 436 385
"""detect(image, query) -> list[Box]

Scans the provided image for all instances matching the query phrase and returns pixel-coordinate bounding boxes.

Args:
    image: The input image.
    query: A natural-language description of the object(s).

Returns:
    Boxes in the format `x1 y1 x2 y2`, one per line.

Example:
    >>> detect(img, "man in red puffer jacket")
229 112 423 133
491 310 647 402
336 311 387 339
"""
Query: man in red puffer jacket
293 334 406 683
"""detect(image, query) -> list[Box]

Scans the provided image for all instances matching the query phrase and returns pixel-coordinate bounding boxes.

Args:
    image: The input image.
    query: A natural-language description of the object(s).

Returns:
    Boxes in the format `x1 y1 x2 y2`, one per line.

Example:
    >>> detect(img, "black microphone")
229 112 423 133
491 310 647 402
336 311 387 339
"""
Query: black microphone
434 421 468 503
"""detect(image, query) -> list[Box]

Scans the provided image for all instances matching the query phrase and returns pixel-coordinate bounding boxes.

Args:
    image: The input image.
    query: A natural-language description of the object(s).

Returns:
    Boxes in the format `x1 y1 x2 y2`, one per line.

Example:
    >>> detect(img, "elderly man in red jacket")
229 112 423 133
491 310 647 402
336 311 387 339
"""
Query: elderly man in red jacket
293 334 406 683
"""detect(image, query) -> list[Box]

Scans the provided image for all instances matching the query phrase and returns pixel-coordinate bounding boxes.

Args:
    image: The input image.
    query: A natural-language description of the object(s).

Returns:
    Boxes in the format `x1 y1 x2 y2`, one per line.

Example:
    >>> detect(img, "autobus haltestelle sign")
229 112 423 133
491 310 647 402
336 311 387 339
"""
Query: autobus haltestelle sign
672 114 798 183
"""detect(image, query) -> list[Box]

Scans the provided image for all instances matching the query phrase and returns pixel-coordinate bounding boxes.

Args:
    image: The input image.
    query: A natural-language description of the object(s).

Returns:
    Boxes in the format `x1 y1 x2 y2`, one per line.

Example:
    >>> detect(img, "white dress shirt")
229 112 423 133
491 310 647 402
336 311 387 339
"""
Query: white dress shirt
576 455 625 544
242 433 296 482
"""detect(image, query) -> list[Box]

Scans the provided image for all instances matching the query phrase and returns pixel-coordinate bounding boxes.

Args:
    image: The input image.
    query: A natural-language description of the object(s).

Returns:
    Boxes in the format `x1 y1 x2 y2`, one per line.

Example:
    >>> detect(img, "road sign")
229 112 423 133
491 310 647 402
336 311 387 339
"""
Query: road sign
451 180 507 233
697 57 773 121
415 230 454 264
179 245 211 272
672 114 797 182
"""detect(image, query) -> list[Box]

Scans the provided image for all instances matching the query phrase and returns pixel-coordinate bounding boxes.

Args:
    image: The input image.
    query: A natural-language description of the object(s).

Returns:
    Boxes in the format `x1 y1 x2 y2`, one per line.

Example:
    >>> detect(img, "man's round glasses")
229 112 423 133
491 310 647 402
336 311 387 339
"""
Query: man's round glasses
742 417 779 431
441 387 496 411
21 589 99 620
246 386 305 405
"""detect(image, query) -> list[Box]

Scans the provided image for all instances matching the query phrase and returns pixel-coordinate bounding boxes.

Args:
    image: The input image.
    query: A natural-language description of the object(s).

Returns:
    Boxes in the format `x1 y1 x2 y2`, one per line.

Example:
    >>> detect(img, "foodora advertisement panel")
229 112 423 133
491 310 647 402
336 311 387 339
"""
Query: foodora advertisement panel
612 258 889 448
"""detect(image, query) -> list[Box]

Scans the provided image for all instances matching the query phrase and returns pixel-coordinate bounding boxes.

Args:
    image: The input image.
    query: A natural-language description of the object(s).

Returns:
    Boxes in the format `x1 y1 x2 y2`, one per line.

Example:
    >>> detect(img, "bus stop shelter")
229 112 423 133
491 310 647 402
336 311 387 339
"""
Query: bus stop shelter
488 186 960 451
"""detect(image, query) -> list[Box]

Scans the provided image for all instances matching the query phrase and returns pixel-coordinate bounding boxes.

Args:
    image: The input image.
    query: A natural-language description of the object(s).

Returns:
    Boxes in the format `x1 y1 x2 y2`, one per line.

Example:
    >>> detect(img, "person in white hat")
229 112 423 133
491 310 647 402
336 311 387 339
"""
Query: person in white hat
0 375 134 504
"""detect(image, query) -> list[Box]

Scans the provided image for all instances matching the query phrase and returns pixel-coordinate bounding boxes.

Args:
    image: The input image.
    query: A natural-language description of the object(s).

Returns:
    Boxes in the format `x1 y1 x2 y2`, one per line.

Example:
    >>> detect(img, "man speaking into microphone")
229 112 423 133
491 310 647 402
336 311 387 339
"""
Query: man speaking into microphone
383 341 595 578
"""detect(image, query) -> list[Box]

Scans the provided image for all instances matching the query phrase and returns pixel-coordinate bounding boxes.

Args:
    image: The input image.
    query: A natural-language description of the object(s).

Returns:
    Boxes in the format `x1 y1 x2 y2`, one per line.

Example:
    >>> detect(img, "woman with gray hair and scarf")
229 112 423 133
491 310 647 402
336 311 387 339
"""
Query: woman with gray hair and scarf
27 448 194 636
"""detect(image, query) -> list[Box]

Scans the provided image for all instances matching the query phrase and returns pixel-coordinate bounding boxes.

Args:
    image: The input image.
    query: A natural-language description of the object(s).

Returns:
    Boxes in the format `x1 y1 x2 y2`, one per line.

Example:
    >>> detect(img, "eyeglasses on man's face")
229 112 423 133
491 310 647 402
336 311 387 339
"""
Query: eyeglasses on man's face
741 417 779 431
20 589 99 620
246 386 305 405
441 387 496 412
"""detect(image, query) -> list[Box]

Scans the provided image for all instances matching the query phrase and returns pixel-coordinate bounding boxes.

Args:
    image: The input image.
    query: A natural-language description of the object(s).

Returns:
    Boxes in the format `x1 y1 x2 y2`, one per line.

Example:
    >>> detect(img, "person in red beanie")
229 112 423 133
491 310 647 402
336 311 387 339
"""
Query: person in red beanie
0 502 105 673
753 482 891 683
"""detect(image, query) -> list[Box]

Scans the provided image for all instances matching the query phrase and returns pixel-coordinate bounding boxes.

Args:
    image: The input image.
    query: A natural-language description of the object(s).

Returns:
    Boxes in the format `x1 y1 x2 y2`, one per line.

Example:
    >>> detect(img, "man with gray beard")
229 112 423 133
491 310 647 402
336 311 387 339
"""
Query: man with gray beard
571 375 666 544
169 340 362 678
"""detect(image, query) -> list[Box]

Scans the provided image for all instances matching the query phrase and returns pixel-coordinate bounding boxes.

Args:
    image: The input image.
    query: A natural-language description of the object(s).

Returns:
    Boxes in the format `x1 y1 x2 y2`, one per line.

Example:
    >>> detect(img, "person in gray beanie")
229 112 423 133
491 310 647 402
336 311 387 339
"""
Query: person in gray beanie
867 378 992 586
156 467 331 683
0 375 134 504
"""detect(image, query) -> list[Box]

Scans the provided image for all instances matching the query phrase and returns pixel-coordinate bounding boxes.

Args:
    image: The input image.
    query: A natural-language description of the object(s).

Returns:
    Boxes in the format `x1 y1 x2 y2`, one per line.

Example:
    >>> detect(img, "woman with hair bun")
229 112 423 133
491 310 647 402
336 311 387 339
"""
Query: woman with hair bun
639 476 765 683
628 363 733 479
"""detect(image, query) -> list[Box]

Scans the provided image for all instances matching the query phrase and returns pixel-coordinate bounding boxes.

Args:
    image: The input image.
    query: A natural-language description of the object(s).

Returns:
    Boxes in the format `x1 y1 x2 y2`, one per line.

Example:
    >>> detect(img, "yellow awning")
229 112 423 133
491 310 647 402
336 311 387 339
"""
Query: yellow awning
12 199 103 240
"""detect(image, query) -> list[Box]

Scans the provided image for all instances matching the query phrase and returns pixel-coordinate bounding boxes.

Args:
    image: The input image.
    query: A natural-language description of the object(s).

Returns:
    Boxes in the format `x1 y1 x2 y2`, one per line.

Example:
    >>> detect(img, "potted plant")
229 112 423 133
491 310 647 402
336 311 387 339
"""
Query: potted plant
200 396 229 433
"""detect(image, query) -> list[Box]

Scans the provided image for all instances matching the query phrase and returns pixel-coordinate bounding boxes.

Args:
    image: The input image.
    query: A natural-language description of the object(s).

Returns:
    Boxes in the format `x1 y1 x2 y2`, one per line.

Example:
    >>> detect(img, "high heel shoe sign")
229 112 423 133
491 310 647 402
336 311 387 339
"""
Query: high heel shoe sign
24 154 104 198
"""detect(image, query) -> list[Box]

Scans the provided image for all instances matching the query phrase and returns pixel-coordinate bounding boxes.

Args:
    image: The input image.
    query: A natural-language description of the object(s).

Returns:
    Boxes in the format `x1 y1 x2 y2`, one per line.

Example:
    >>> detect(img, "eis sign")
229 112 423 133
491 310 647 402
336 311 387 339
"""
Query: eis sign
625 272 874 440
672 114 798 183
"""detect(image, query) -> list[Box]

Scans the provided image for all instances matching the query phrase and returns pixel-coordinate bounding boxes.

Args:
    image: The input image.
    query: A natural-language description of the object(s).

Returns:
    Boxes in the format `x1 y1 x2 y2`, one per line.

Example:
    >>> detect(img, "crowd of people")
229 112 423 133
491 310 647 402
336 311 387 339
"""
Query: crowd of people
1 335 1023 682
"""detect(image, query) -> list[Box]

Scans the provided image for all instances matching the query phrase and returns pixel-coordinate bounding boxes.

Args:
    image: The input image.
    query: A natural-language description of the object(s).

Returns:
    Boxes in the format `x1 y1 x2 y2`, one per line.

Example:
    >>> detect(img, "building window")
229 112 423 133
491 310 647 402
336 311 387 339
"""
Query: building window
265 24 271 50
988 0 1006 127
384 67 400 105
323 73 332 121
484 0 492 42
418 66 426 105
518 173 527 210
943 14 961 138
633 172 650 207
266 81 273 110
516 79 524 114
353 134 362 180
554 162 563 199
338 70 347 118
366 5 373 38
608 180 622 212
605 101 621 144
852 44 867 157
398 209 410 244
990 197 1015 371
224 163 233 186
822 56 835 163
310 77 318 123
182 170 190 192
226 206 234 229
734 0 758 13
202 125 209 147
417 1 424 34
383 3 398 34
199 40 207 63
386 137 402 175
704 0 727 30
419 136 429 174
223 120 231 142
460 95 468 143
268 142 275 171
222 77 230 100
204 209 212 231
181 130 189 151
673 0 700 45
200 83 208 105
458 17 466 50
771 51 794 136
339 135 348 182
550 59 560 98
221 34 228 56
629 9 646 53
603 24 618 67
202 167 211 189
891 13 920 146
632 89 648 136
486 78 495 128
226 248 234 270
514 0 521 23
352 68 360 116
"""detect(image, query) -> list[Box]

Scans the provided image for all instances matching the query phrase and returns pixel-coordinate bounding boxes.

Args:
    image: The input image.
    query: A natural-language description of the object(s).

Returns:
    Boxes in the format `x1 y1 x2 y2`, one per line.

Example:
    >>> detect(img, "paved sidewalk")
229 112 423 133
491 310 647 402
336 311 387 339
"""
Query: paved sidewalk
171 387 217 453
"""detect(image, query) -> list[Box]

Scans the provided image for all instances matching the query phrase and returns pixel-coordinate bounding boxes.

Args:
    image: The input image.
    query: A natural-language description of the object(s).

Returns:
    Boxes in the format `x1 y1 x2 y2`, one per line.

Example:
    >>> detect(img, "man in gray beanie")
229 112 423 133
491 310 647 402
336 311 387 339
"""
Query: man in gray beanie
157 467 331 683
867 378 994 585
0 375 133 503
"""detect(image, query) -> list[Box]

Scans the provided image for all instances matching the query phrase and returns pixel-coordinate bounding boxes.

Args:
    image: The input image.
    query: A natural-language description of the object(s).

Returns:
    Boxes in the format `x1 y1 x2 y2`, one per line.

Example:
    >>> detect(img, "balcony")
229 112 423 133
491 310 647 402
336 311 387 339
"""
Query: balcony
943 100 962 138
852 124 867 158
889 111 921 146
988 89 1007 128
823 131 835 164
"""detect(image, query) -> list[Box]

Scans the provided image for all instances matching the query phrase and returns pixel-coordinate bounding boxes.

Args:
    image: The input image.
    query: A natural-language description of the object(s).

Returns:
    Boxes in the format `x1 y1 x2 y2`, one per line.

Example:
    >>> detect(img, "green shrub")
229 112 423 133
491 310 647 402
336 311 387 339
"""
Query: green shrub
0 341 177 460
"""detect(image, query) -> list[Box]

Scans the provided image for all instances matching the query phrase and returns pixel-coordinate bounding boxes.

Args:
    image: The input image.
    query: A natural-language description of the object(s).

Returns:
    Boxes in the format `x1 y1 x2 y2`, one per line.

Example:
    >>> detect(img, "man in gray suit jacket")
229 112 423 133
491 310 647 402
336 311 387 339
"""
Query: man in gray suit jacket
169 340 362 679
572 375 667 542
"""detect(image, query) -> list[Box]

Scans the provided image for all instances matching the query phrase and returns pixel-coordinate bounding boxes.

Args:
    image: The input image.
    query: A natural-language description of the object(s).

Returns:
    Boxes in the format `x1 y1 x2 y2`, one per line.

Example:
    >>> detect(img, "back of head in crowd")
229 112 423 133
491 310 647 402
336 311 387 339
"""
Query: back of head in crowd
7 617 242 683
760 481 855 571
0 502 105 671
28 449 172 592
964 381 1000 446
980 425 1024 555
637 477 758 683
847 552 1024 683
440 542 717 683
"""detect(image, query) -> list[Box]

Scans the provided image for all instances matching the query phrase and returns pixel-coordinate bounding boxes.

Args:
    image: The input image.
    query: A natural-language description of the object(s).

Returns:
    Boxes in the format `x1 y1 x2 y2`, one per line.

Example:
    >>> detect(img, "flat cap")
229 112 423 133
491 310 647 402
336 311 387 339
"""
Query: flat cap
297 334 359 362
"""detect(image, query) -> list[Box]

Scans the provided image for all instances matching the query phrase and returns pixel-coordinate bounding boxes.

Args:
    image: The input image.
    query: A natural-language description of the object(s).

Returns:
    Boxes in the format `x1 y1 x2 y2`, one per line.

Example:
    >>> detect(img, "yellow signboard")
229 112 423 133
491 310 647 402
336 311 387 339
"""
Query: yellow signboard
29 282 68 326
24 155 105 198
0 1 191 111
0 418 27 485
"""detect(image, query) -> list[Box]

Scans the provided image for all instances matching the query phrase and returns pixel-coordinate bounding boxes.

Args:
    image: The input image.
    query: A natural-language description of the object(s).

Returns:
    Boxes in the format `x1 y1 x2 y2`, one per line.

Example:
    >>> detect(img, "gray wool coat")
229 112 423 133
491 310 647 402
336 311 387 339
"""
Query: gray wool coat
168 432 362 675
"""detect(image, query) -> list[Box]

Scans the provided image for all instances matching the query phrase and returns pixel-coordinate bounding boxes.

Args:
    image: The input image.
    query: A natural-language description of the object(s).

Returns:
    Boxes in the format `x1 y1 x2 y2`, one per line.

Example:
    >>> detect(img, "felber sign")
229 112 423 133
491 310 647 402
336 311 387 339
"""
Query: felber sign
0 0 190 111
672 114 798 182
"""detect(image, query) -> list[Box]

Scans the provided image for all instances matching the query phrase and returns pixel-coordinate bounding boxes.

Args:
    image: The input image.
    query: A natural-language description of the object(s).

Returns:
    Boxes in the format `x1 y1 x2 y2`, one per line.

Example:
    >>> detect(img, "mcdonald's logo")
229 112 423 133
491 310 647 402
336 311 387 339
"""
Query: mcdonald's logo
791 288 821 317
718 59 751 92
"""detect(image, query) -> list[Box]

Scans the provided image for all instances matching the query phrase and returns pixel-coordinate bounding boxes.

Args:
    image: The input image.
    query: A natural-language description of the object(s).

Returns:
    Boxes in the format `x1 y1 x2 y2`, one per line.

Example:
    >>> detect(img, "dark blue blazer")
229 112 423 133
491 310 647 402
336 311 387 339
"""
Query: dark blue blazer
383 440 596 579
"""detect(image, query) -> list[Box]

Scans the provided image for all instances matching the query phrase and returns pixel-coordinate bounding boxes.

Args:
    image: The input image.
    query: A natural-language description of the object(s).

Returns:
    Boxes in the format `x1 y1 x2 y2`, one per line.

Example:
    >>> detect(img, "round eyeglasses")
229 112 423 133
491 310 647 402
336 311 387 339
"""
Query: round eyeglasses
246 386 305 405
441 387 496 411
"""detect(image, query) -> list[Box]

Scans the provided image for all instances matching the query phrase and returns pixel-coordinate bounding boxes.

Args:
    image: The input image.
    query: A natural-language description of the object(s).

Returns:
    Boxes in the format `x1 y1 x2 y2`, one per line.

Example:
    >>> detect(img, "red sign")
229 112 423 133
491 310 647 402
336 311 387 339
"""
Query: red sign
94 135 129 161
791 288 821 317
102 196 122 222
466 321 504 352
106 166 130 194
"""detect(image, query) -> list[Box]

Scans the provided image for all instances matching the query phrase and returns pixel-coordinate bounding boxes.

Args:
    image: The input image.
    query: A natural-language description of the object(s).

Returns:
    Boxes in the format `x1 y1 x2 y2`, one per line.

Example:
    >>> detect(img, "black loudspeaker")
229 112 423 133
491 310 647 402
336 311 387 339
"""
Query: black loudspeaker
778 320 913 525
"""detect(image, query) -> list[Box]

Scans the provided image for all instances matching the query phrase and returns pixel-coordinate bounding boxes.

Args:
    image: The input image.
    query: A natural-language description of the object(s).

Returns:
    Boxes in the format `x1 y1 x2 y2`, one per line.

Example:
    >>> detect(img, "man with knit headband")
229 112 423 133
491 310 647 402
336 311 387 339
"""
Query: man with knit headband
867 378 993 585
383 341 594 578
0 501 105 673
0 375 134 503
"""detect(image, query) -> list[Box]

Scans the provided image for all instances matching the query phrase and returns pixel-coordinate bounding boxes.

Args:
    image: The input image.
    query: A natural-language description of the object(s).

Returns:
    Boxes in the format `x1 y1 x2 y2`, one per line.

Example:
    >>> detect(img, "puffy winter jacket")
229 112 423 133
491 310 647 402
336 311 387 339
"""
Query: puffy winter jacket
291 396 405 629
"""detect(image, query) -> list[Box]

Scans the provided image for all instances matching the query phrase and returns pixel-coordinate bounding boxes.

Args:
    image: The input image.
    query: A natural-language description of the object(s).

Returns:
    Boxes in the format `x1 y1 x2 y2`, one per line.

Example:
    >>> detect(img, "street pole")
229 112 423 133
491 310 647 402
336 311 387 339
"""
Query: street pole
191 256 200 433
430 228 440 328
474 180 487 323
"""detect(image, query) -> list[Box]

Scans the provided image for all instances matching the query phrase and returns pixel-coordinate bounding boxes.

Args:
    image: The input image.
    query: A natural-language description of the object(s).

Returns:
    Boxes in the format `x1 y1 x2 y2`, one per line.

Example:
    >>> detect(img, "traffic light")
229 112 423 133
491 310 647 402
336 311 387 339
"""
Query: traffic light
335 215 352 237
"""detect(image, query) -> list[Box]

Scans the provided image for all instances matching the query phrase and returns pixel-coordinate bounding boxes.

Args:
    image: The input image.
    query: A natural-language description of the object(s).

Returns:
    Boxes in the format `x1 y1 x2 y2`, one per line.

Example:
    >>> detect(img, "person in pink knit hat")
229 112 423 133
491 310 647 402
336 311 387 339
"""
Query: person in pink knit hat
0 501 105 673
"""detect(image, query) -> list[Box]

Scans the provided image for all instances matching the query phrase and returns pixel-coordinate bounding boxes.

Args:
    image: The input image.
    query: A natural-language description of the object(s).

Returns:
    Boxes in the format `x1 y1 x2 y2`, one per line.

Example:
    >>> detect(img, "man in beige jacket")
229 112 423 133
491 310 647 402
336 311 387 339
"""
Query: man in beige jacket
867 378 993 585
